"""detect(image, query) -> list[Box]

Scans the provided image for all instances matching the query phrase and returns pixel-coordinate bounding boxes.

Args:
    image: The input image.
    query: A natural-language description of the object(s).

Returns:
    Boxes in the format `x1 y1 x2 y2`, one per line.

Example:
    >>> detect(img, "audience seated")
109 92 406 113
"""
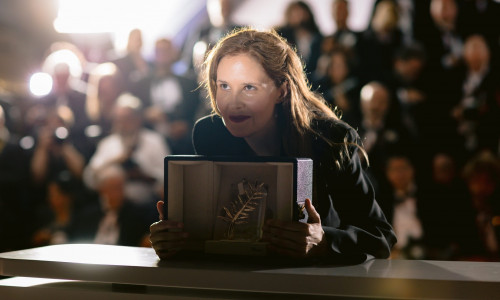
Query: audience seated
132 39 200 155
275 1 323 83
180 0 242 77
461 151 500 261
378 153 425 259
451 34 500 159
357 81 412 190
423 0 464 73
315 0 360 81
315 48 361 128
456 0 500 69
330 0 359 54
31 42 90 136
356 0 404 84
419 152 478 260
85 62 126 143
111 28 150 90
385 43 429 145
30 109 86 187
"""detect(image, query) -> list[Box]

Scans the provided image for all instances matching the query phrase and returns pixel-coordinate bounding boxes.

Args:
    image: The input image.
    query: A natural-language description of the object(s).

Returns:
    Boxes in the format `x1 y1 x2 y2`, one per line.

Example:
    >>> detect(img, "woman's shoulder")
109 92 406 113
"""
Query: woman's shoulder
193 114 227 139
309 117 367 170
312 117 361 144
194 114 223 127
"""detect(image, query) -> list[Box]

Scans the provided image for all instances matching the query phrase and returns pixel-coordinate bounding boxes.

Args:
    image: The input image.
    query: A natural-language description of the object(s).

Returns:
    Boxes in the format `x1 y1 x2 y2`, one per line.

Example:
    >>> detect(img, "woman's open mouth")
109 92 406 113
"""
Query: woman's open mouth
229 115 250 123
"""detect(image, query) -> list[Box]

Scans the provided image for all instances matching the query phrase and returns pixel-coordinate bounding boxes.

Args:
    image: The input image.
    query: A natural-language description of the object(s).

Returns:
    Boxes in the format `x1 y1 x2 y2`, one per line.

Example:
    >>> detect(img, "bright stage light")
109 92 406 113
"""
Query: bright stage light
54 0 135 33
54 126 69 140
42 49 83 79
53 0 201 34
29 72 53 97
53 0 206 55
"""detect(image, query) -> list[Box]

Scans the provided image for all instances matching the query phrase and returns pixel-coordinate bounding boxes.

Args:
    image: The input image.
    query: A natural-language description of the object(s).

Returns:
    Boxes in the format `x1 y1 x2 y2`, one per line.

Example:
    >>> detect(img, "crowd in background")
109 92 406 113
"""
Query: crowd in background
0 0 499 262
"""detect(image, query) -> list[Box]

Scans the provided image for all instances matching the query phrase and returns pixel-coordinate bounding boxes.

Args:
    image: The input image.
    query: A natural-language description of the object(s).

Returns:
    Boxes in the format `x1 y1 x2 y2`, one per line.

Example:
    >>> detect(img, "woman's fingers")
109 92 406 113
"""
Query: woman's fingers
150 219 189 259
150 219 184 233
304 198 321 224
157 200 165 220
262 216 325 257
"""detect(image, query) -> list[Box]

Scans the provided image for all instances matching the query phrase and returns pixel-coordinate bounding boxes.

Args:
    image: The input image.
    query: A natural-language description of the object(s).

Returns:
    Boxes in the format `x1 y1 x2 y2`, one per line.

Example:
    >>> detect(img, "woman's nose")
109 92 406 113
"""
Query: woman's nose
228 91 245 108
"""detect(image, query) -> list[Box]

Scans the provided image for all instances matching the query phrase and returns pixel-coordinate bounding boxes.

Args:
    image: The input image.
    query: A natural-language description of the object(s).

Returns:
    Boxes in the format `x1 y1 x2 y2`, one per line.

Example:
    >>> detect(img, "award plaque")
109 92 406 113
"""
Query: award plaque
164 156 313 256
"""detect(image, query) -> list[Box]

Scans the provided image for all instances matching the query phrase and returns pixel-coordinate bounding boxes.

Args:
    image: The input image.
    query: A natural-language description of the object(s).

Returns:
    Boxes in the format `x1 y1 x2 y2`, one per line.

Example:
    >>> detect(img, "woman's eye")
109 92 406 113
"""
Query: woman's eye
219 83 229 90
244 85 256 91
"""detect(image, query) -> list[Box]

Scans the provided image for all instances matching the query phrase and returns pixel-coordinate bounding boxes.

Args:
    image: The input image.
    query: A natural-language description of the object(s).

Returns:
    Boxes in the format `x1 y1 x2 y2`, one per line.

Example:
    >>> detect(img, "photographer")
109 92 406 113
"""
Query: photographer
30 108 85 186
83 93 170 207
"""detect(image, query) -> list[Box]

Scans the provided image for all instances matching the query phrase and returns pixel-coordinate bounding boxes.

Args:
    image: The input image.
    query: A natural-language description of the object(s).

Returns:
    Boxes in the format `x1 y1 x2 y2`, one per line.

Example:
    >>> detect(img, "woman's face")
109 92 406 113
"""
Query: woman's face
215 54 283 140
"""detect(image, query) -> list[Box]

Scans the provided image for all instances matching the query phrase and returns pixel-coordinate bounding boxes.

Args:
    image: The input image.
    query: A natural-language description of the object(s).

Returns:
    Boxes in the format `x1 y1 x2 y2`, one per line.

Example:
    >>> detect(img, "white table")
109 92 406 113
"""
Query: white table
1 244 500 299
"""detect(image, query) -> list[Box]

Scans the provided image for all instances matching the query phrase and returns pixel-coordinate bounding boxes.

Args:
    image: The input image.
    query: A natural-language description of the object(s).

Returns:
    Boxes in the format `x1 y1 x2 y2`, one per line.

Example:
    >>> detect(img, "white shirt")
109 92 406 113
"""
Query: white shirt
94 210 120 245
84 129 171 204
150 77 182 114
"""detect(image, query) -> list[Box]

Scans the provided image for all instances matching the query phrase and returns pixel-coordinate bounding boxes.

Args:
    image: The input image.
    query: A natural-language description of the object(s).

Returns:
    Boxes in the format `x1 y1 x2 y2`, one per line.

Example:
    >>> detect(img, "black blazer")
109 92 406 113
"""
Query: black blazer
193 115 396 263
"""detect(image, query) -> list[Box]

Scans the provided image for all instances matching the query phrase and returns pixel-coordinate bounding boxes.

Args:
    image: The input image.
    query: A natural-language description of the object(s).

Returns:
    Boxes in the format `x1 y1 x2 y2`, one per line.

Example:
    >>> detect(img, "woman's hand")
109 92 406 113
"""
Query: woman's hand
262 199 329 258
150 201 189 259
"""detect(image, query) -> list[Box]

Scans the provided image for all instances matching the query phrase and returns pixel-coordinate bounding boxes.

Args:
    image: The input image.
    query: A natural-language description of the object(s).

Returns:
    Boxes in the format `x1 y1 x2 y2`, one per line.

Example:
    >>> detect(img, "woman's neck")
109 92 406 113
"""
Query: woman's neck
244 123 281 156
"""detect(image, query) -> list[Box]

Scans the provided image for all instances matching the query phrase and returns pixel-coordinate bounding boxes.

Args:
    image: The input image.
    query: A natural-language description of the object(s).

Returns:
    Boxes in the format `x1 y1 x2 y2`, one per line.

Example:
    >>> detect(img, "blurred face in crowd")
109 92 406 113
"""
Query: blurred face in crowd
113 106 142 137
215 53 284 142
430 0 457 32
361 83 390 122
286 3 311 27
386 157 414 191
127 29 143 54
332 0 348 29
98 75 121 107
394 57 424 83
432 153 456 185
467 172 496 201
371 0 399 34
328 52 349 84
463 35 490 72
155 39 177 68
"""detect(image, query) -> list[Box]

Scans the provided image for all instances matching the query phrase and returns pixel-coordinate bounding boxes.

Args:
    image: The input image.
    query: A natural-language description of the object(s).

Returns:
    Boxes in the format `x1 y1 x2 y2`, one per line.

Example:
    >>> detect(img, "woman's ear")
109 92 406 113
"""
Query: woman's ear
276 81 289 103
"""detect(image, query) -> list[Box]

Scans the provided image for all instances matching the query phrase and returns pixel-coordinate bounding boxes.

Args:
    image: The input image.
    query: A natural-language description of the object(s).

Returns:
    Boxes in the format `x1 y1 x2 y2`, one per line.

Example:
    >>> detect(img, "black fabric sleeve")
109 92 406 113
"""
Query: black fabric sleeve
316 122 397 263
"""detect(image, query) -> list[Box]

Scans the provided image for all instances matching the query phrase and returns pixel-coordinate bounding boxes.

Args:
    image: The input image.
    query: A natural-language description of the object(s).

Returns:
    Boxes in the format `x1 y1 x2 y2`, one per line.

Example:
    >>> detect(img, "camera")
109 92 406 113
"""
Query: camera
53 127 69 144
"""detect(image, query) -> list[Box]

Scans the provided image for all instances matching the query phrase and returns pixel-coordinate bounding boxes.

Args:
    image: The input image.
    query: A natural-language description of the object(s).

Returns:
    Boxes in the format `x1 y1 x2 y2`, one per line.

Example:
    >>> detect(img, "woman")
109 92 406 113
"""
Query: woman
150 28 396 263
